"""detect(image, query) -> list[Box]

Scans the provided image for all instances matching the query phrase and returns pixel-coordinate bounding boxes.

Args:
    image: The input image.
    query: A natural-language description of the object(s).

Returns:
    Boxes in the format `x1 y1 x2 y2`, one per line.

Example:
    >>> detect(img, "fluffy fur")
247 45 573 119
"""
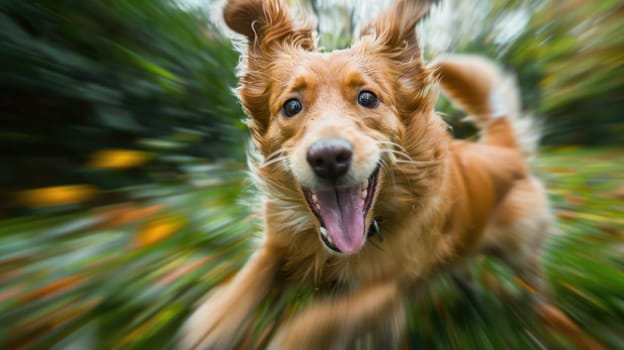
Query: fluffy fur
178 0 587 348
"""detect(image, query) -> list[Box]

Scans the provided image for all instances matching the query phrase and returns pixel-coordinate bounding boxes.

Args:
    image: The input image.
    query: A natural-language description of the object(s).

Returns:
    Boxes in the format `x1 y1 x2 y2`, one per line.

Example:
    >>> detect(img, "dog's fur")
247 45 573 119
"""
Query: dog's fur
181 0 556 348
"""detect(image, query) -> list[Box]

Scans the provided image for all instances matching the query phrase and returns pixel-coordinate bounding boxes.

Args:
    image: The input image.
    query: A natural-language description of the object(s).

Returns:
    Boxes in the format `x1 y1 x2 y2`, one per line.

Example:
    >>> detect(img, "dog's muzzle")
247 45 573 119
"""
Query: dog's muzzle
302 137 379 254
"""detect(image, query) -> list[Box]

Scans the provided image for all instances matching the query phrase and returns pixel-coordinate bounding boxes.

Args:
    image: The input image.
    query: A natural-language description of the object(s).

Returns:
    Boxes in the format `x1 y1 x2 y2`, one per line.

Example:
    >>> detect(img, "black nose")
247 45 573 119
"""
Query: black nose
306 137 353 180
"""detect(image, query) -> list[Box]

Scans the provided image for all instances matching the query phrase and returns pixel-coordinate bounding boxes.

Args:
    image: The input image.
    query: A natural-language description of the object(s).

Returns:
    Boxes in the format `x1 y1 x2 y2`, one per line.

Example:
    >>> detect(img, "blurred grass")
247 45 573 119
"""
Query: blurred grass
0 148 622 349
0 162 254 349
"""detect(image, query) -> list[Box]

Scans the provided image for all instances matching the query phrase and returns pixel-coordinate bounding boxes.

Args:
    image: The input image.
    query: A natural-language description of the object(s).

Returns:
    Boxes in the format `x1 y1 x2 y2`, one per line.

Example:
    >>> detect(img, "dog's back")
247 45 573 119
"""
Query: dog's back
433 55 551 294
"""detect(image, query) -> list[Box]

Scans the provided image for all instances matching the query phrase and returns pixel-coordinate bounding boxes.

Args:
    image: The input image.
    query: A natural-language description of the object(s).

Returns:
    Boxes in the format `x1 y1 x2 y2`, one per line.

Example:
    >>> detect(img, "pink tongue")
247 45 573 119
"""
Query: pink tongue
316 185 365 254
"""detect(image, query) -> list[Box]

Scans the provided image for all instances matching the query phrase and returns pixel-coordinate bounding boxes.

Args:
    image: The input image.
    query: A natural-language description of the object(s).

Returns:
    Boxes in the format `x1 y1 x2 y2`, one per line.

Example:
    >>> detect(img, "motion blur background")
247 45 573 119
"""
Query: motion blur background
0 0 622 348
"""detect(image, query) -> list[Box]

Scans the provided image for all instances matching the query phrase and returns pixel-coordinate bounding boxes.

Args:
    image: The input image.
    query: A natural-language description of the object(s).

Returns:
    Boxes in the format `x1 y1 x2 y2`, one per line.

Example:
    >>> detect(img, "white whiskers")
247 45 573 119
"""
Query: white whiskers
377 140 441 167
260 148 289 169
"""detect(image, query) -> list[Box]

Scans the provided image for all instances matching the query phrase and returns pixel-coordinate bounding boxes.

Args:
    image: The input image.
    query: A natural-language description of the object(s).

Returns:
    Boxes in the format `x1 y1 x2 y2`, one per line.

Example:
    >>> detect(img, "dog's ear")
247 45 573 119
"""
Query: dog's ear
359 0 439 116
224 0 314 52
223 0 314 139
360 0 436 51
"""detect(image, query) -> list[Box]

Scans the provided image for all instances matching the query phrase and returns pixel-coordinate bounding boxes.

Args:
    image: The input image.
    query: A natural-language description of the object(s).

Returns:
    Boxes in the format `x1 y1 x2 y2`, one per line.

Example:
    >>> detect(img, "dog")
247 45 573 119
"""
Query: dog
181 0 556 348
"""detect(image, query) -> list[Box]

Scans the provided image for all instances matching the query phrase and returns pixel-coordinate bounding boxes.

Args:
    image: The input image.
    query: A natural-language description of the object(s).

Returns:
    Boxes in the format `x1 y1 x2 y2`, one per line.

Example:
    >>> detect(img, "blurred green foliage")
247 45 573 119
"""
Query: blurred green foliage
429 0 624 144
0 0 622 349
0 0 245 216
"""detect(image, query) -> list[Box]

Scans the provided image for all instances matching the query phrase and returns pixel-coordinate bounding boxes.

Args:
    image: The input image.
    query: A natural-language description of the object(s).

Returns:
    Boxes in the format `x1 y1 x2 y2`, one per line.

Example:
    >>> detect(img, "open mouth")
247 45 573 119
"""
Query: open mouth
302 166 380 254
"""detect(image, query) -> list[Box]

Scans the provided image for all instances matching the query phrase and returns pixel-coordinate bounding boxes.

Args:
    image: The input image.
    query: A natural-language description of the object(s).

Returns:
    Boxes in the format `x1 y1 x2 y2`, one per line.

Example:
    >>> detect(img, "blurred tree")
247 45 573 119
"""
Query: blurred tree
518 0 624 145
422 0 624 145
0 0 246 216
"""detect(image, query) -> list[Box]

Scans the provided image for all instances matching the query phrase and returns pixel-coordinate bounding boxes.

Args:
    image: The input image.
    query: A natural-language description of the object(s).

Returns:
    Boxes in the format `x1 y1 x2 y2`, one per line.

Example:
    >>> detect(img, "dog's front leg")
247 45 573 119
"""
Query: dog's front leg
179 243 283 350
269 280 405 350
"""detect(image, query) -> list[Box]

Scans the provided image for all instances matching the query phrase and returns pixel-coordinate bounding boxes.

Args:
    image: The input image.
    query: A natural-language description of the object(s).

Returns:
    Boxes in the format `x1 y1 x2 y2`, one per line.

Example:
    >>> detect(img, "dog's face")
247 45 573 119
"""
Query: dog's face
224 0 441 255
258 49 404 255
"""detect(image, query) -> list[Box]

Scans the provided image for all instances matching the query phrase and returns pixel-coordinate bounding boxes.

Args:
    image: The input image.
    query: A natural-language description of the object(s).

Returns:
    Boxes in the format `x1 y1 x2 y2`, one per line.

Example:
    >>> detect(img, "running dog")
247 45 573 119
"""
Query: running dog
181 0 555 348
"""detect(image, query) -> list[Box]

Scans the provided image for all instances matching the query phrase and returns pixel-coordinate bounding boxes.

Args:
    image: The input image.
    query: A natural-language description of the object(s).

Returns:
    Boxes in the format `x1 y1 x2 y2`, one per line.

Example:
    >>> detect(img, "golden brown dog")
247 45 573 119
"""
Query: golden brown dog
181 0 556 348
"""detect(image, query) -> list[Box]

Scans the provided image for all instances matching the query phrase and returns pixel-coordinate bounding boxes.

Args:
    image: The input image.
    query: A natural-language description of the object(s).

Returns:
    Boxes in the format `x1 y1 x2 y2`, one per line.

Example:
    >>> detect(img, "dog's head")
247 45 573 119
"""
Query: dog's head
224 0 443 255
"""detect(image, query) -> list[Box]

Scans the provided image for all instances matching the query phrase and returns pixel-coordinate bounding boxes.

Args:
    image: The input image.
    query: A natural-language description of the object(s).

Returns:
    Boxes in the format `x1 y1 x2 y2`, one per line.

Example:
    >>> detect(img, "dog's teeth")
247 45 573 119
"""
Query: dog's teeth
361 181 369 200
311 193 320 210
320 226 328 238
320 227 333 244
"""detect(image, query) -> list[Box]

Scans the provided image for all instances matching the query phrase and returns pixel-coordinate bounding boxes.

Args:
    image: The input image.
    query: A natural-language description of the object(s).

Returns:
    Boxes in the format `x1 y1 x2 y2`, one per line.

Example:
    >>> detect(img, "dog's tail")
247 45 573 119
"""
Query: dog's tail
432 54 539 160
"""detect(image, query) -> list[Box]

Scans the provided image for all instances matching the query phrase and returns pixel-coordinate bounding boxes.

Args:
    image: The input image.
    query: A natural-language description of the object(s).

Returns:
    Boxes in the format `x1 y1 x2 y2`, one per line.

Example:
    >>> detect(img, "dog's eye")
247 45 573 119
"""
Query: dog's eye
281 99 303 118
357 91 379 109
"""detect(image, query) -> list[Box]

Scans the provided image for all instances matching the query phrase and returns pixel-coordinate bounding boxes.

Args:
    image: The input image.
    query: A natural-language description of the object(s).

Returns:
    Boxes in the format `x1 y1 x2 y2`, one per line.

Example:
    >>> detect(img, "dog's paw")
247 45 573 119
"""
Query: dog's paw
267 325 321 350
178 286 248 350
267 319 311 350
267 317 350 350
